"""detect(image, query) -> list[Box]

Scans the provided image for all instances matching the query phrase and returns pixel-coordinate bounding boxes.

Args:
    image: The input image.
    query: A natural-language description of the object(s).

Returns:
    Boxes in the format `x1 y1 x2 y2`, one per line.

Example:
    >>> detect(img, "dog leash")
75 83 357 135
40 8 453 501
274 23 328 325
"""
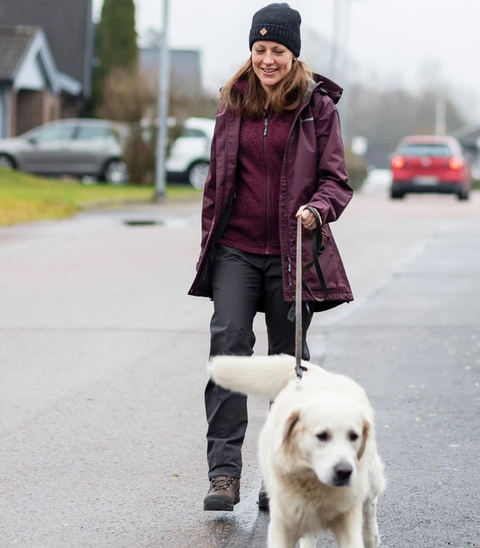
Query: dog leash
295 208 328 381
295 215 304 381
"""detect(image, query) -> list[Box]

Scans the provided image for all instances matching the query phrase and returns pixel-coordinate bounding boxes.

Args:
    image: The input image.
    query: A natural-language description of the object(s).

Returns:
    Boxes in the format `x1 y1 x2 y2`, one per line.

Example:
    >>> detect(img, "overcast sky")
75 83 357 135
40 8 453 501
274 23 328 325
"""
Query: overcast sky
92 0 480 122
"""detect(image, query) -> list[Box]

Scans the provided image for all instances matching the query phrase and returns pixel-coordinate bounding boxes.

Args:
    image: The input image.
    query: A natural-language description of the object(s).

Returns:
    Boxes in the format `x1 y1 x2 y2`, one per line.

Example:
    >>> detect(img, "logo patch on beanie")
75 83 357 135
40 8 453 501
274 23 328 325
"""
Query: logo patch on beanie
260 28 268 36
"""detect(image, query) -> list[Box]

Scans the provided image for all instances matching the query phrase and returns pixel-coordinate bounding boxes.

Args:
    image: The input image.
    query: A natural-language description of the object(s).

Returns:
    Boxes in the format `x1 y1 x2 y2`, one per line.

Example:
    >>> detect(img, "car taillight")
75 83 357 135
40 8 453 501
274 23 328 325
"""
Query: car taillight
448 158 463 170
391 157 405 169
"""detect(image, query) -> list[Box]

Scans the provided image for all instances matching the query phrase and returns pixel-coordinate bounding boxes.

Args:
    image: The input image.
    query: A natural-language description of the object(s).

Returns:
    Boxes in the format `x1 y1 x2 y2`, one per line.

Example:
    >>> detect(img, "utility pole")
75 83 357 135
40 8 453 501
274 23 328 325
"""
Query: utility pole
154 0 170 200
329 0 343 81
330 0 362 144
435 97 446 136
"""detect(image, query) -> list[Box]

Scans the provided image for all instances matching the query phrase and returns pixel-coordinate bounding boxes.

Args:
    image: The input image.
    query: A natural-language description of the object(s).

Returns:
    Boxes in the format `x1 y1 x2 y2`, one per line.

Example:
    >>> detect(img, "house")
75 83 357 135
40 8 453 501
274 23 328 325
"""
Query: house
0 0 93 99
0 0 93 137
140 48 204 99
450 124 480 179
450 124 480 154
0 26 82 137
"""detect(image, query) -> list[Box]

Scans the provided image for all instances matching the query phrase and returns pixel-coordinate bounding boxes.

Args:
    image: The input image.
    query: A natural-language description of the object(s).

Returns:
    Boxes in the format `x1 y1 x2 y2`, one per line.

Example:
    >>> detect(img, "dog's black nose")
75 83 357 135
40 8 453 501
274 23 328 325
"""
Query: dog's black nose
334 464 353 485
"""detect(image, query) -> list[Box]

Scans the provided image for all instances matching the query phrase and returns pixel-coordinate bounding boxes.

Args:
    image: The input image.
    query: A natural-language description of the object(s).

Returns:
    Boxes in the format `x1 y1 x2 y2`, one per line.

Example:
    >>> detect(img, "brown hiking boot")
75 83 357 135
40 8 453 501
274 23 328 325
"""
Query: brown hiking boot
204 476 240 511
258 480 269 511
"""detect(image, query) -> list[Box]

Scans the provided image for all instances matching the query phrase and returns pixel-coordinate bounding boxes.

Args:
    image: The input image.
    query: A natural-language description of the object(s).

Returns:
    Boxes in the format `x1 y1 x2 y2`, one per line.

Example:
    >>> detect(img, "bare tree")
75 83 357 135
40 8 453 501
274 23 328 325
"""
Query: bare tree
346 84 466 168
97 67 219 184
99 69 157 184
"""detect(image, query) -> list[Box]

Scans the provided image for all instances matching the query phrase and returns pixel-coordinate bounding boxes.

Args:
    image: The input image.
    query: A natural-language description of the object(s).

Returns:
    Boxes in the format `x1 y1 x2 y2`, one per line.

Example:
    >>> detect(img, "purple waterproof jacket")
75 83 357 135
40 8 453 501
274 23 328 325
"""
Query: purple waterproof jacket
188 74 354 312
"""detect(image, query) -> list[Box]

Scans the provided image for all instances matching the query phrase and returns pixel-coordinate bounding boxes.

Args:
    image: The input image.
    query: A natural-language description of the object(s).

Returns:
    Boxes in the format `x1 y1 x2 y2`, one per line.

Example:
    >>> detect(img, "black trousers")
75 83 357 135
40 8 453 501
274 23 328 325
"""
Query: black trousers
205 245 312 479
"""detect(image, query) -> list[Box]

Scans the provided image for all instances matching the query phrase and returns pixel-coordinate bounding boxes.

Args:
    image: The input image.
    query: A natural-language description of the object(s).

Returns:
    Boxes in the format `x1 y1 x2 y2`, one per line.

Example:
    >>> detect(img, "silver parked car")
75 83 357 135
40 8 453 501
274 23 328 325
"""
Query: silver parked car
0 118 129 184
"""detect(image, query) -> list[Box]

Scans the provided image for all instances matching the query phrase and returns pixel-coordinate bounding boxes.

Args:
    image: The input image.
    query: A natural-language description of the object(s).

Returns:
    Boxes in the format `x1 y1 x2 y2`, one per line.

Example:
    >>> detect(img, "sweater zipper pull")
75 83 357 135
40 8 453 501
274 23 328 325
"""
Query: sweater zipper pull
263 116 269 136
287 255 293 286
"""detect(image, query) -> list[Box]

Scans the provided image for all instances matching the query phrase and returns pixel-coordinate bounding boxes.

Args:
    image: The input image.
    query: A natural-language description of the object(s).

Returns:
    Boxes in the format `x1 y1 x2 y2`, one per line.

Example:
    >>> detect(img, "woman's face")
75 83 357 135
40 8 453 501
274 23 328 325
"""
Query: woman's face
251 41 294 94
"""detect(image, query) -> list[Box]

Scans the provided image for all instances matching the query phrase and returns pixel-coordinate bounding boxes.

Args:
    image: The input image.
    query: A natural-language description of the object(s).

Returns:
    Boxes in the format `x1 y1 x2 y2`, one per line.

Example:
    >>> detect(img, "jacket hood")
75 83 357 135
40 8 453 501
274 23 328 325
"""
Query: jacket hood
310 73 343 105
232 72 343 105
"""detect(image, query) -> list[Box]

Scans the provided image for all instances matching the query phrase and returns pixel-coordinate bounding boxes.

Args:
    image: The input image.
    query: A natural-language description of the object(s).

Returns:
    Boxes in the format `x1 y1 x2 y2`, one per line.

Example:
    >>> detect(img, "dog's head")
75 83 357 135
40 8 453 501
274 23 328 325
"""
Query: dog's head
281 394 372 488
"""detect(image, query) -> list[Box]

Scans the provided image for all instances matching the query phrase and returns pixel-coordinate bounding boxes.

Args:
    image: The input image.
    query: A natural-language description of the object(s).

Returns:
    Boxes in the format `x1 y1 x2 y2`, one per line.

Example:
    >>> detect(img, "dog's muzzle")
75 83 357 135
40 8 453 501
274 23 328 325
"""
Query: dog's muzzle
332 462 353 486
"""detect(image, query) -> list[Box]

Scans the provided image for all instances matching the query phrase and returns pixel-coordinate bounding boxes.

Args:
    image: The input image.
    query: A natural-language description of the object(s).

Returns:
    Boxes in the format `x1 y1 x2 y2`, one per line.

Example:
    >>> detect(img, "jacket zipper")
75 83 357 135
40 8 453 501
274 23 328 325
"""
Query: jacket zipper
221 113 236 210
264 112 270 254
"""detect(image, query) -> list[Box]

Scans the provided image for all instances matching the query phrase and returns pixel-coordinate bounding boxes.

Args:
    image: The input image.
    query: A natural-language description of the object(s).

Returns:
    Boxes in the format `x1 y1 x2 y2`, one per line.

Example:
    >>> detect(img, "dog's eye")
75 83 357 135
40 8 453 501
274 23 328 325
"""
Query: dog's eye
316 432 329 442
349 432 359 442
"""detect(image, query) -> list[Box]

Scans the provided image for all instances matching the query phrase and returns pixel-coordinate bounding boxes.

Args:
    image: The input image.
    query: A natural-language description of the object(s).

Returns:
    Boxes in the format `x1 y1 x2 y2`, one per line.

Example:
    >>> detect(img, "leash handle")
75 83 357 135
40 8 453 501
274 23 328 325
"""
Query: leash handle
295 215 303 380
302 205 329 302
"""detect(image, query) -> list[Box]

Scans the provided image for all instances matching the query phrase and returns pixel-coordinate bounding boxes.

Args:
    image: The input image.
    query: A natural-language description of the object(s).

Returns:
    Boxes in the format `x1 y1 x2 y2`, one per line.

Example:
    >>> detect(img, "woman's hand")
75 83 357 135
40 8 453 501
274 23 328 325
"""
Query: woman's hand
296 205 321 231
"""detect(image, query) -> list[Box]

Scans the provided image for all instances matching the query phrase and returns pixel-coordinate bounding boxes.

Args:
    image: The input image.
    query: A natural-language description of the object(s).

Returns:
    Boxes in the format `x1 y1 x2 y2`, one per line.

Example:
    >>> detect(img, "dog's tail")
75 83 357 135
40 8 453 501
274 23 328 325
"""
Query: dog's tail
208 354 310 399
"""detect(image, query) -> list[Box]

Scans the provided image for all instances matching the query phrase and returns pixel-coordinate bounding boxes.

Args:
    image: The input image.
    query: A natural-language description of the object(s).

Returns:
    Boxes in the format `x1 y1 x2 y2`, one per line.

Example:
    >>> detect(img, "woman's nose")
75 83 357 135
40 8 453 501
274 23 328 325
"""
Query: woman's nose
263 53 274 64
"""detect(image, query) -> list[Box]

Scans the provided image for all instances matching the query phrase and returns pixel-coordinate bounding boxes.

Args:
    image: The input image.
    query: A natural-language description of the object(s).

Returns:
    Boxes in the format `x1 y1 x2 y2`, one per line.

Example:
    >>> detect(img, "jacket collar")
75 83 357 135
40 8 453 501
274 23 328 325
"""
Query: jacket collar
232 72 343 105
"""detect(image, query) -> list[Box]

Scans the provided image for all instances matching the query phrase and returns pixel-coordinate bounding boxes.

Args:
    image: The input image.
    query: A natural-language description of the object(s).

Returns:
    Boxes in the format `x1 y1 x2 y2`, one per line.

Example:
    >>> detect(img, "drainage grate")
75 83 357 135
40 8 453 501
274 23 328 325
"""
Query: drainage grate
122 219 164 226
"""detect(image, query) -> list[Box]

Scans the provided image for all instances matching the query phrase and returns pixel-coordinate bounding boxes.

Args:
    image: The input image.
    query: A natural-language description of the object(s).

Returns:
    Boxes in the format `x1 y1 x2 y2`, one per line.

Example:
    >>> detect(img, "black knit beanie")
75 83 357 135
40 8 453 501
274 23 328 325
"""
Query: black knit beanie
249 3 301 57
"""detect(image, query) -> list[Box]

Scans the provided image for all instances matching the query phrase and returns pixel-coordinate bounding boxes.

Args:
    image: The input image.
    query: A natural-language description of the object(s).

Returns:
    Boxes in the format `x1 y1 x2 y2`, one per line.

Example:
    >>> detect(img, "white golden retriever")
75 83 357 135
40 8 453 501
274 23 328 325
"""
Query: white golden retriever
209 354 386 548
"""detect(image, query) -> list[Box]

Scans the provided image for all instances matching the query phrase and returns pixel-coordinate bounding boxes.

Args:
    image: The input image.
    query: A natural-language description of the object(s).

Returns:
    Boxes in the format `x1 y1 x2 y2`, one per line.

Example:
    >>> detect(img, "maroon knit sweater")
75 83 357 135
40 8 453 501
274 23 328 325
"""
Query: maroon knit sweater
219 107 296 255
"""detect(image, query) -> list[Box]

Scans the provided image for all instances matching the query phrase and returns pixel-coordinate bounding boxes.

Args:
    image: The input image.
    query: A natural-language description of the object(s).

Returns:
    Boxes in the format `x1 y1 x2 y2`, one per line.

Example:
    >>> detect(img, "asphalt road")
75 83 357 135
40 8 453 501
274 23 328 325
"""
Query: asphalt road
1 189 479 547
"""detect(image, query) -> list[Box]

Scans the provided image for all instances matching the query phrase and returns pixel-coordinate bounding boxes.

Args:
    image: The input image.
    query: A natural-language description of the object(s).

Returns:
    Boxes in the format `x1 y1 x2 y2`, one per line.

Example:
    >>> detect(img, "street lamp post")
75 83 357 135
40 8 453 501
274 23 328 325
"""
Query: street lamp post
329 0 343 81
435 97 446 136
330 0 362 144
154 0 170 200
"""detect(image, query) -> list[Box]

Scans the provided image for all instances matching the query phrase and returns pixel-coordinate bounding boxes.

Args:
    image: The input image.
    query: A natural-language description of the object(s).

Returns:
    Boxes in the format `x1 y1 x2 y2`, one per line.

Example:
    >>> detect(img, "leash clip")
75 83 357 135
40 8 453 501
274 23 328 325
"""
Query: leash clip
295 363 308 387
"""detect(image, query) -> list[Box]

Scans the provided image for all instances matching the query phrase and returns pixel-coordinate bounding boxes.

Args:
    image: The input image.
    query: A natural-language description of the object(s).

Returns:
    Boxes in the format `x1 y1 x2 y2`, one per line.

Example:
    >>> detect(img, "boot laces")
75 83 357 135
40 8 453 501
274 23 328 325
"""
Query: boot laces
212 476 235 491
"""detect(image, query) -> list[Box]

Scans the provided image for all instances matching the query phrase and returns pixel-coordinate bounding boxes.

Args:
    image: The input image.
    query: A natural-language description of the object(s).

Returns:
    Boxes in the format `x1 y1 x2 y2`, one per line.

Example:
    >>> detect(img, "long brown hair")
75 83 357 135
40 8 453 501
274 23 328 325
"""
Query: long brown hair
220 57 313 119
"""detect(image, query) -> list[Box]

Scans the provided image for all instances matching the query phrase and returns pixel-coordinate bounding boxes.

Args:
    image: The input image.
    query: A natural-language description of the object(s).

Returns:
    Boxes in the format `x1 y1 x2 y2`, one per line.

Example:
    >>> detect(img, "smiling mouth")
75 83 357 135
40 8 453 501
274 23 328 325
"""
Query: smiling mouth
261 68 277 74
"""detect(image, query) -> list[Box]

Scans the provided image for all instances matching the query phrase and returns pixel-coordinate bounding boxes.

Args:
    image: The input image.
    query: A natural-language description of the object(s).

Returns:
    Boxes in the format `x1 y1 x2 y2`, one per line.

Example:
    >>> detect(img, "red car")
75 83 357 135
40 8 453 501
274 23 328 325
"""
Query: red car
390 136 471 200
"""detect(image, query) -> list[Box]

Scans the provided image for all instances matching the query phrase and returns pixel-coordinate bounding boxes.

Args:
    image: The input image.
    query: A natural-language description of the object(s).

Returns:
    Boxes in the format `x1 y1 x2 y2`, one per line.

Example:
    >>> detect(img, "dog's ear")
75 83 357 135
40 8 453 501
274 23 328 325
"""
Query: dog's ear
282 409 301 446
357 420 371 460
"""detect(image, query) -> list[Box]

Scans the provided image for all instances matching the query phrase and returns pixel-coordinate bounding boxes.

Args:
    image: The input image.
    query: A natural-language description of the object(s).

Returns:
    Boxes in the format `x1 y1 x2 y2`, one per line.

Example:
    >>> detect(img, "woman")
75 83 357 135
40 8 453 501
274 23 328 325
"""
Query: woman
188 2 353 512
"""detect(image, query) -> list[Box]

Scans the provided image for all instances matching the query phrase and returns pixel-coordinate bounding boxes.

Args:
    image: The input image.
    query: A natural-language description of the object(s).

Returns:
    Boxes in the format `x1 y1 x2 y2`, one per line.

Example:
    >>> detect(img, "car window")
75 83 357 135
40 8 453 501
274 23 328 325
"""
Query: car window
182 128 208 138
76 125 120 143
32 125 76 142
400 144 452 157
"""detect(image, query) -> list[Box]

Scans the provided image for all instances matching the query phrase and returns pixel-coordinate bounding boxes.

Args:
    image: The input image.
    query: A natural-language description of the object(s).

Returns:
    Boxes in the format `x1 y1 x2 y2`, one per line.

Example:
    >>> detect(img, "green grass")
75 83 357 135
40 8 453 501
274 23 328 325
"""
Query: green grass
0 169 201 226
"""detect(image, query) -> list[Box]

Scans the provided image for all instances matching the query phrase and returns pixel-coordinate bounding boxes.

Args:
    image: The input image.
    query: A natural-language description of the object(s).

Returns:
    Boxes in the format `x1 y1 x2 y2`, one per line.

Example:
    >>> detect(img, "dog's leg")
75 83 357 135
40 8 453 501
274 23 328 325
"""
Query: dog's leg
363 497 380 548
268 514 299 548
331 504 364 548
299 533 318 548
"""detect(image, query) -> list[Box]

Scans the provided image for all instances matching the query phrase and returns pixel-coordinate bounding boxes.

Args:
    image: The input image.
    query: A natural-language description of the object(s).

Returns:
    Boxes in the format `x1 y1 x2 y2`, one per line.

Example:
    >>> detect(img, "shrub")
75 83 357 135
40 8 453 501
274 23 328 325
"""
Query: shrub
345 148 368 190
98 69 157 184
